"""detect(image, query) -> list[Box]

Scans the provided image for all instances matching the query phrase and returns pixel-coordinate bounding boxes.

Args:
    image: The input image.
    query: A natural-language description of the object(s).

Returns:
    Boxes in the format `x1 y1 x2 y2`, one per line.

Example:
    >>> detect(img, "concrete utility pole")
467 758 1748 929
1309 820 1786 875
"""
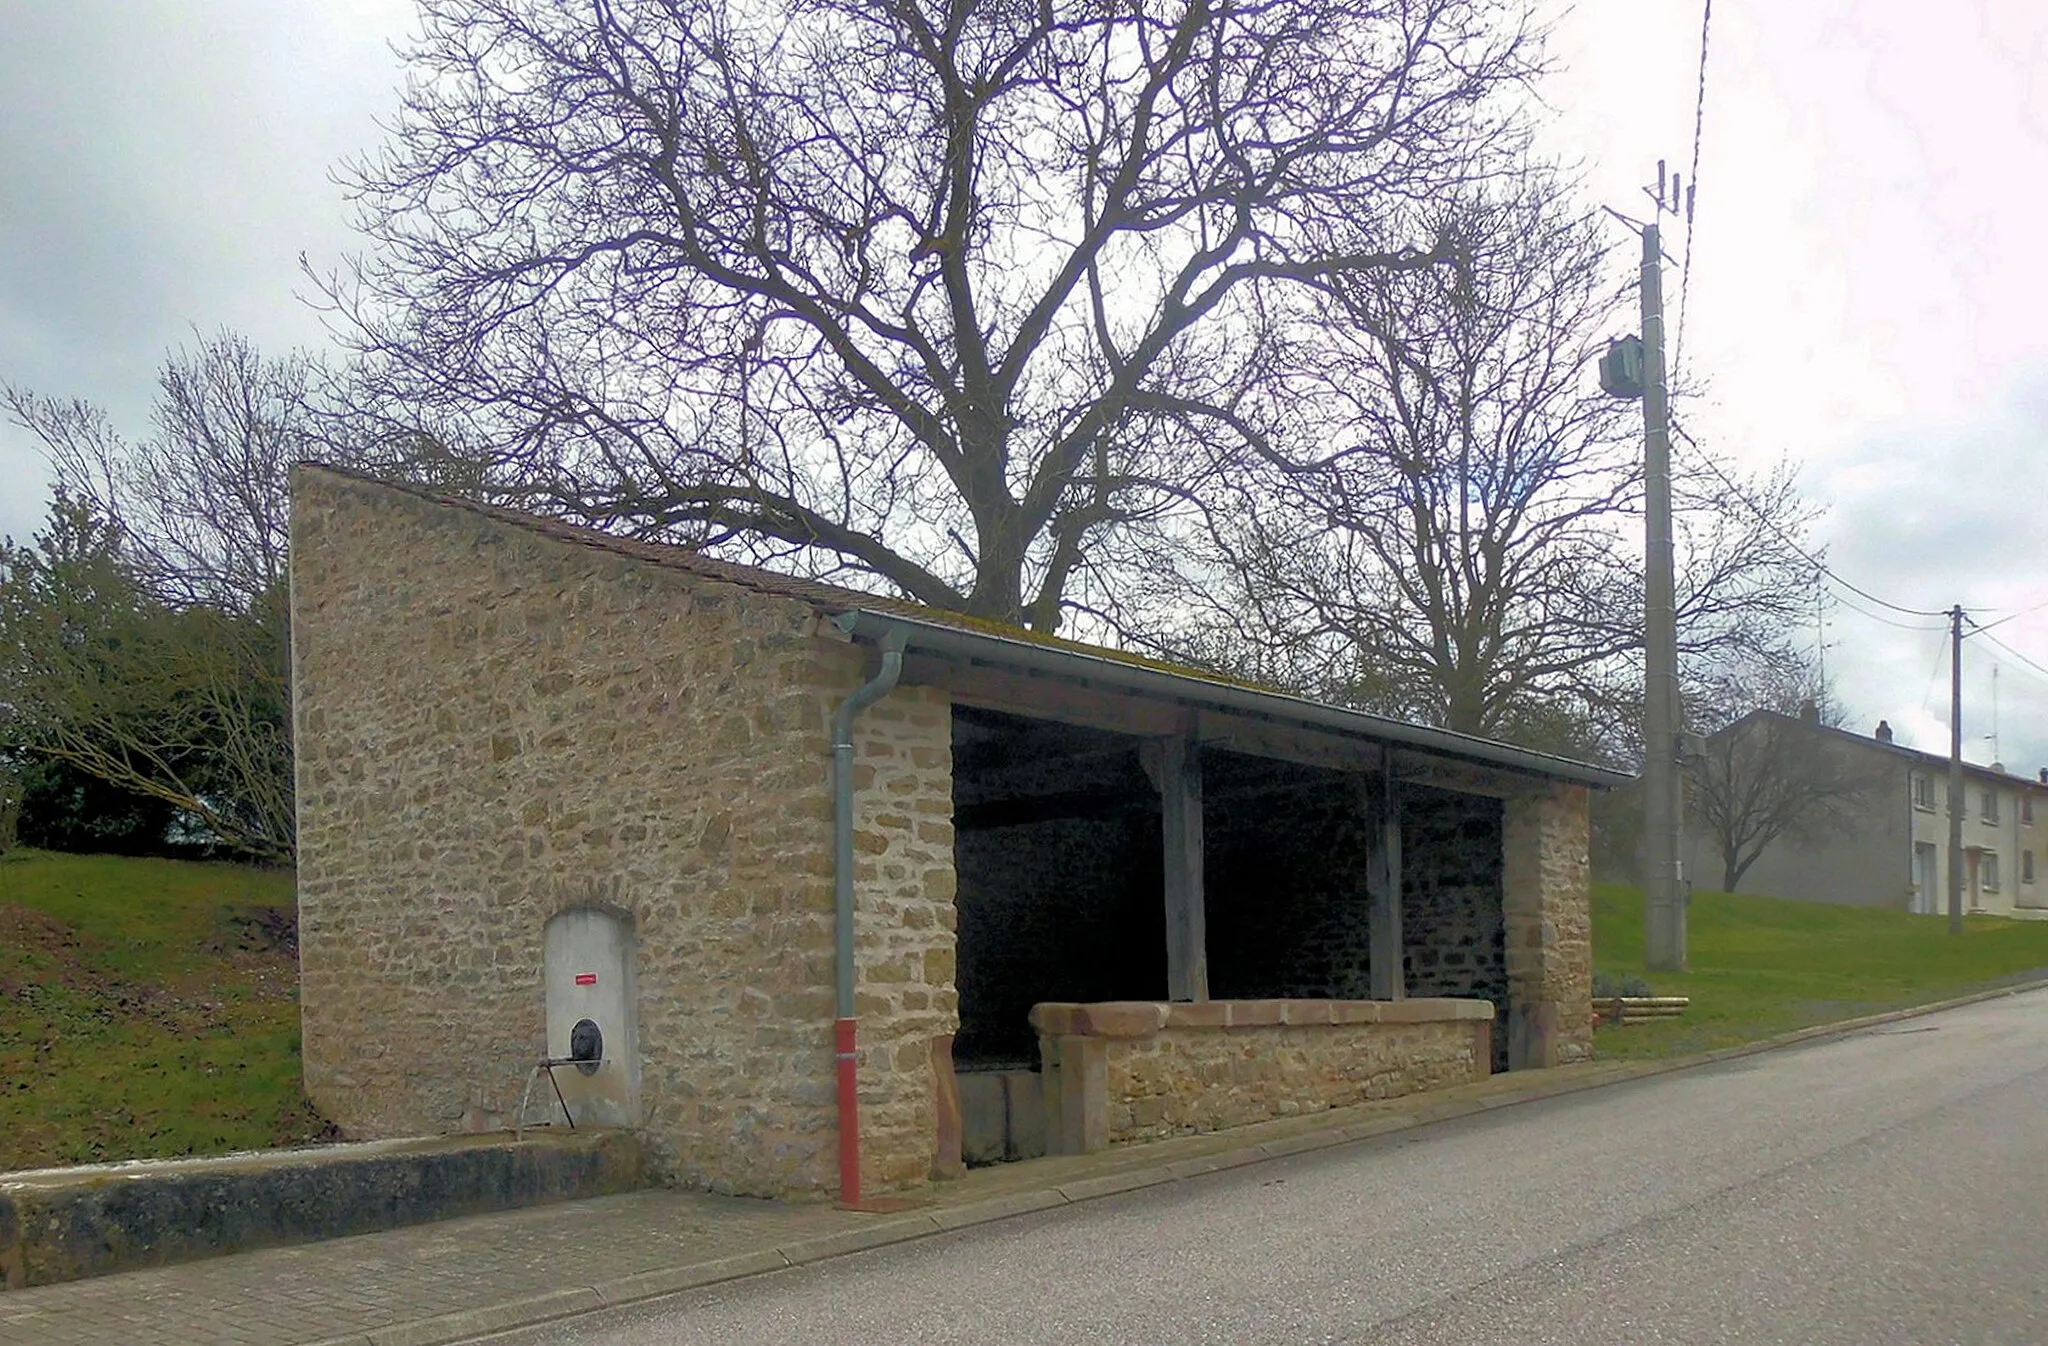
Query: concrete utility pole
1639 220 1685 972
1949 605 1966 936
1600 166 1688 972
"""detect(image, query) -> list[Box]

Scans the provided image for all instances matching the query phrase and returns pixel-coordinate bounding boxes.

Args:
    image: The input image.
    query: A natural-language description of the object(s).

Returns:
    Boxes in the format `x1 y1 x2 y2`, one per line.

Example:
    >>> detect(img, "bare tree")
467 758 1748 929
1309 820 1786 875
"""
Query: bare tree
1118 174 1818 750
5 331 312 609
326 0 1544 630
1691 689 1883 893
1 335 312 860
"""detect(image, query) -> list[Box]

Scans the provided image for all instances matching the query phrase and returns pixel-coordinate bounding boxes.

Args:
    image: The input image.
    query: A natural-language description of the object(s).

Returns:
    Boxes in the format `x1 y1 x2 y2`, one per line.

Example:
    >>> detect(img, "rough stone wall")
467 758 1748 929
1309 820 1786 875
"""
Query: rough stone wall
1206 765 1375 1000
1103 1020 1480 1143
847 684 958 1192
1399 786 1509 1069
1502 782 1594 1067
291 469 955 1197
1208 772 1507 1049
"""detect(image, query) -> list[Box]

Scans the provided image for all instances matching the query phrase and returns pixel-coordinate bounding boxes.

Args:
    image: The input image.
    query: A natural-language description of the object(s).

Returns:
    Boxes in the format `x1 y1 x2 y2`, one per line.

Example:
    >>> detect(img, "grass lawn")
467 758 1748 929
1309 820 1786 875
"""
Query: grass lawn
0 849 333 1172
1591 882 2048 1059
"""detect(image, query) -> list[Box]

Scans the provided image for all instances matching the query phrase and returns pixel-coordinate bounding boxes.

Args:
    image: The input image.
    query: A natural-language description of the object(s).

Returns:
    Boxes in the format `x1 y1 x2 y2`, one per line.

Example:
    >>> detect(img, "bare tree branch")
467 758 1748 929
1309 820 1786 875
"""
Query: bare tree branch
322 0 1544 629
2 336 311 861
1099 168 1821 762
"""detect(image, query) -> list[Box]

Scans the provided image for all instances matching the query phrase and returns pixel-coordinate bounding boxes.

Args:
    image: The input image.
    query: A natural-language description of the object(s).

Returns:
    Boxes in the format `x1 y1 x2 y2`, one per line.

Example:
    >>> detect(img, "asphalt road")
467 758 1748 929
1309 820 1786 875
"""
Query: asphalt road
483 992 2048 1345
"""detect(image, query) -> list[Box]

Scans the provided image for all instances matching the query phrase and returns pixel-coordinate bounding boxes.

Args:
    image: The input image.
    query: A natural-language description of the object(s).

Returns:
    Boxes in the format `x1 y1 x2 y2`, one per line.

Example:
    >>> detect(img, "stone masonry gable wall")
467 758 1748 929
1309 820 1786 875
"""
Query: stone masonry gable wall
291 470 955 1197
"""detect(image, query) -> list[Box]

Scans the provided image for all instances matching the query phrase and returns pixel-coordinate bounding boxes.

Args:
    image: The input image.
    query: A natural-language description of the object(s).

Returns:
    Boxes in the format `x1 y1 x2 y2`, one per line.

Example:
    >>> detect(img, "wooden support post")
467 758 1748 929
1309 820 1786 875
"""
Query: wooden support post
1366 775 1405 1001
1160 734 1209 1002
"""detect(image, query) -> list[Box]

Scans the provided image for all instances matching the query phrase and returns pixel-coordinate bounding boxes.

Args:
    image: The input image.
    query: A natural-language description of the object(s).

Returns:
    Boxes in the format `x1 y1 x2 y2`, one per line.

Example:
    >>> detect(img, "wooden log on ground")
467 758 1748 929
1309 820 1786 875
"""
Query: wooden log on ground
1592 995 1692 1026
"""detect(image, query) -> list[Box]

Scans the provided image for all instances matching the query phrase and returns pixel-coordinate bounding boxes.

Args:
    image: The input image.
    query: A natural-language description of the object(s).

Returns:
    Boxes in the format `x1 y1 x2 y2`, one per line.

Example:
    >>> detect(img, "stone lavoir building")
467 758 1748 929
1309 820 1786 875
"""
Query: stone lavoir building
290 466 1622 1204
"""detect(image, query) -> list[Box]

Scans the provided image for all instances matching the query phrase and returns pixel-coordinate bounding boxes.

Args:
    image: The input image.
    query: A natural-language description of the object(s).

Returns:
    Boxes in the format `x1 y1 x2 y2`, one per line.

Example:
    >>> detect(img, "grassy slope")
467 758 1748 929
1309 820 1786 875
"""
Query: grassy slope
0 849 333 1171
1592 882 2048 1059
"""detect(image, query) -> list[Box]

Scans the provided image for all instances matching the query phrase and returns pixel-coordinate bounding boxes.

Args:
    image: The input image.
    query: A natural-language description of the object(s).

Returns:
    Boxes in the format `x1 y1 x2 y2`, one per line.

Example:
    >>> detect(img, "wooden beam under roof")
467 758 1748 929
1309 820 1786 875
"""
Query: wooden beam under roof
904 655 1185 736
1364 771 1406 1001
909 655 1391 777
1193 710 1385 776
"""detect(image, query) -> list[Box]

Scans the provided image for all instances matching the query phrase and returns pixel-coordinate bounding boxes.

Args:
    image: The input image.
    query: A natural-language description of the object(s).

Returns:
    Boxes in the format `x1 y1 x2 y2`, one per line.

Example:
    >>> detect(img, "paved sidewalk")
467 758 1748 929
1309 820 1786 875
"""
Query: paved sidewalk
4 981 2039 1346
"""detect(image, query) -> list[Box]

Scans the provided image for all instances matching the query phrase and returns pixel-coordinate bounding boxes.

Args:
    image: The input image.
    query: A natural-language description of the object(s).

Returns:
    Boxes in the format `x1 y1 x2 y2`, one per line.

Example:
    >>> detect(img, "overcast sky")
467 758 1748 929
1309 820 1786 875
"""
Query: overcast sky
3 0 2045 774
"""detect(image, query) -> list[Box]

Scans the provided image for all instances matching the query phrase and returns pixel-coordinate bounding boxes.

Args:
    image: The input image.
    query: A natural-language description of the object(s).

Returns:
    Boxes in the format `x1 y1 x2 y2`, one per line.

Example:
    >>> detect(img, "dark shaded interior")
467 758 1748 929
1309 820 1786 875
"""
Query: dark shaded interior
949 705 1513 1073
1206 761 1509 1051
951 706 1164 1065
1205 750 1378 999
1399 785 1509 1072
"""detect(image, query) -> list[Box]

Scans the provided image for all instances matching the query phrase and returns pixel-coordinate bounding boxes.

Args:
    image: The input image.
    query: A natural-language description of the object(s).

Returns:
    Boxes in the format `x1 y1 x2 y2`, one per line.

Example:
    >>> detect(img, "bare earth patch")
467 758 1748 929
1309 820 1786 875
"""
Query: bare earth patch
1 855 338 1173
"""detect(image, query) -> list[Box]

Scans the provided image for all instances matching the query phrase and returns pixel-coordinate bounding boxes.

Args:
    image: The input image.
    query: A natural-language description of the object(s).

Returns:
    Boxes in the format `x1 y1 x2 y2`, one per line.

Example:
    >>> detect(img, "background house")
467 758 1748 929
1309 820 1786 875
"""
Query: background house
1701 709 2048 915
289 466 1619 1200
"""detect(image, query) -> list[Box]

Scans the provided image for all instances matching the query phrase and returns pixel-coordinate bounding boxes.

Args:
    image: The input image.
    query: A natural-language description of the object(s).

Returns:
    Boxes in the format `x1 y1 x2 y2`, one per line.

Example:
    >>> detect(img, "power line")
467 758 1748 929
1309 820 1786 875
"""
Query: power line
1829 590 1952 633
1970 594 2048 634
1672 0 1713 380
1667 415 1953 619
1969 625 2048 690
1919 624 1952 719
1812 560 1950 622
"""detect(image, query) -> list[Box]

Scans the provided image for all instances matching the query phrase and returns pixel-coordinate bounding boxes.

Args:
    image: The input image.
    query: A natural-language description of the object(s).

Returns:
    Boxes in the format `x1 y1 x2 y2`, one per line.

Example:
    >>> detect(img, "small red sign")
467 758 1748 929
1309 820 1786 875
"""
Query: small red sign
574 973 598 986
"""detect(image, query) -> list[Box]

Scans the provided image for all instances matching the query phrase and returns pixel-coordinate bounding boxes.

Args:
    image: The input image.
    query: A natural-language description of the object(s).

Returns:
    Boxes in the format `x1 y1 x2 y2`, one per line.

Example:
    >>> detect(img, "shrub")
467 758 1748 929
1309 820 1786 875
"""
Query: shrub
1592 971 1655 999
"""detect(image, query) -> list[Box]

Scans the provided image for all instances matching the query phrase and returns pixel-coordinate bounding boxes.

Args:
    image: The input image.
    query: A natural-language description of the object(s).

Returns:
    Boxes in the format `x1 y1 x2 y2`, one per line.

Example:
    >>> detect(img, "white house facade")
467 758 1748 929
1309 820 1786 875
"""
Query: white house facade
1706 711 2048 916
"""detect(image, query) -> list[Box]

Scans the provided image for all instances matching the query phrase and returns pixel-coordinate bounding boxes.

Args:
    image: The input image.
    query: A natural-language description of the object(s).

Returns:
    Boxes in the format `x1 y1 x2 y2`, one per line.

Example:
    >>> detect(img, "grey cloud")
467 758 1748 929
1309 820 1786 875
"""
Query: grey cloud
1810 370 2048 776
0 0 409 544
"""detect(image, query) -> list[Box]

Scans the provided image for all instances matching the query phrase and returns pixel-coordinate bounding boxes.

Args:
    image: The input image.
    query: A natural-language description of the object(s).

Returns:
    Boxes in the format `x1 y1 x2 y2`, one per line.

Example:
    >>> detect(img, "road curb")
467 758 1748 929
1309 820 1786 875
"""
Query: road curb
366 975 2048 1346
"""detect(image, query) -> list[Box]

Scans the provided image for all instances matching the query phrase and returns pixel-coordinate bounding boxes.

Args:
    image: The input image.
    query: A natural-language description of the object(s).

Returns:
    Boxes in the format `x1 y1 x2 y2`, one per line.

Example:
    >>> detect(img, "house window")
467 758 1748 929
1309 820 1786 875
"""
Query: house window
1983 789 2000 825
2026 850 2038 886
1982 852 2001 892
2026 795 2036 826
1913 774 1935 811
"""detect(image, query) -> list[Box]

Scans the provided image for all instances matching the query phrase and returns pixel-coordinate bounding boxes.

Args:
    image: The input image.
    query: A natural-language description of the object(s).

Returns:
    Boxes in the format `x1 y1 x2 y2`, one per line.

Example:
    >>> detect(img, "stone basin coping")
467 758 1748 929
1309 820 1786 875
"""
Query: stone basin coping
1029 997 1495 1040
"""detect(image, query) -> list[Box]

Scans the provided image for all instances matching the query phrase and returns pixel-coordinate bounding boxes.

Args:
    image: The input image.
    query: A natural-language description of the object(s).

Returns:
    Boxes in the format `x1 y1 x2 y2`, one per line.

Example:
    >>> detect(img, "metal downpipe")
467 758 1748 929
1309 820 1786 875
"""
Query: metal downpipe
831 631 906 1207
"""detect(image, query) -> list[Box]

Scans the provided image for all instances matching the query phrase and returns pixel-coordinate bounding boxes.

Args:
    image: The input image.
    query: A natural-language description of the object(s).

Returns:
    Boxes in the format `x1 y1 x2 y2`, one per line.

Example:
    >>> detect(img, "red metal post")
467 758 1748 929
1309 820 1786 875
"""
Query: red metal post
835 1017 860 1206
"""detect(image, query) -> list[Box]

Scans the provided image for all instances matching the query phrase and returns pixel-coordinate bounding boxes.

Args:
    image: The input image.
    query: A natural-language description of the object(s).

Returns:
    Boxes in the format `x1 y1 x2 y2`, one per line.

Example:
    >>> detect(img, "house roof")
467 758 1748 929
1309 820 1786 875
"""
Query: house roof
1717 709 2048 793
298 463 1632 790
